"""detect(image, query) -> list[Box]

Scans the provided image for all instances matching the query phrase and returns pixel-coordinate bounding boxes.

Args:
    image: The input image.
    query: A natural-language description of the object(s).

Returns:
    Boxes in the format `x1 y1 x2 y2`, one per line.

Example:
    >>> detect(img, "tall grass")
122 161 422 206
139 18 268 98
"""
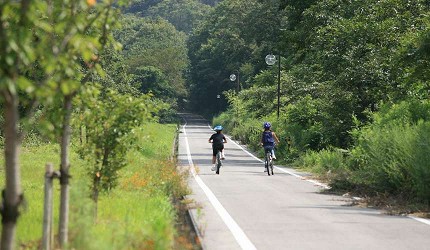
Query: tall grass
68 123 190 249
0 144 87 247
350 121 430 202
0 123 192 249
297 147 349 183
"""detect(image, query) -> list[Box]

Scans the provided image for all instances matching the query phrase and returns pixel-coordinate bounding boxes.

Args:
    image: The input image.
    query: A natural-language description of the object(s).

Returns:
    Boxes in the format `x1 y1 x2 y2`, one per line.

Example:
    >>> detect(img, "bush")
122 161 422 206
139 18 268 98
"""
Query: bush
410 122 430 201
297 147 350 182
281 96 323 143
348 100 430 203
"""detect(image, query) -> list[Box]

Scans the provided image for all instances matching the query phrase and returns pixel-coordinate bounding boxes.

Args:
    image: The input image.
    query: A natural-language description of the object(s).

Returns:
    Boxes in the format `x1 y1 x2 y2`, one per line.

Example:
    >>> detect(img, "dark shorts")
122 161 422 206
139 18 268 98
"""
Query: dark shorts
212 145 224 156
263 145 274 153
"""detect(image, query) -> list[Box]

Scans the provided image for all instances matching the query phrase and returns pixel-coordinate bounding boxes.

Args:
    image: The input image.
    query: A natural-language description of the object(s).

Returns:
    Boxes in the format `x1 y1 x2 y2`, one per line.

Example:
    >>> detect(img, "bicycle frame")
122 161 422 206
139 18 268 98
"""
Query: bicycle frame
215 150 222 174
264 147 274 176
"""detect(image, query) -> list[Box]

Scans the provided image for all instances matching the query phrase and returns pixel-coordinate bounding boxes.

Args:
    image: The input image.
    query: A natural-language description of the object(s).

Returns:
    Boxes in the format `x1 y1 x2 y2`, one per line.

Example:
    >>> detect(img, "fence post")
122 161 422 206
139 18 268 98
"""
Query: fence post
42 163 54 250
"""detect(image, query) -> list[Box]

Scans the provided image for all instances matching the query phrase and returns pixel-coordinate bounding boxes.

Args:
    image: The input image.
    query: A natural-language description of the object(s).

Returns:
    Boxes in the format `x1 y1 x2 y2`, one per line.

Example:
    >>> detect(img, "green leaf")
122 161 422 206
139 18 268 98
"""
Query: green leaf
5 55 15 66
60 84 71 95
9 40 19 52
6 78 17 96
36 20 54 33
65 67 75 77
17 76 35 93
95 64 106 78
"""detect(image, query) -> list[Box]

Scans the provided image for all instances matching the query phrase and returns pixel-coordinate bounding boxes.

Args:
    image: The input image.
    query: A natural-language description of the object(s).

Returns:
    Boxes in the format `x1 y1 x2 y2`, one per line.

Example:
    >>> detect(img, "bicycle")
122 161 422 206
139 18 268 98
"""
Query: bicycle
215 149 223 174
264 147 274 176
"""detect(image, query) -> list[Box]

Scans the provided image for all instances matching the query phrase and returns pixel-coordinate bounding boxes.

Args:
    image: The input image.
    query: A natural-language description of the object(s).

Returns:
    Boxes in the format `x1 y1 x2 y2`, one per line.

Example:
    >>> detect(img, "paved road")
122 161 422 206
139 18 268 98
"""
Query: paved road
177 113 430 250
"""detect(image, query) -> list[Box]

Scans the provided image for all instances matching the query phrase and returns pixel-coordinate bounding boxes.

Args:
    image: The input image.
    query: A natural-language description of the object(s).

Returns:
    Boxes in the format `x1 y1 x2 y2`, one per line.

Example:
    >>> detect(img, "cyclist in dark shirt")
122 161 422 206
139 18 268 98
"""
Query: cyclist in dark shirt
209 125 227 171
260 122 280 159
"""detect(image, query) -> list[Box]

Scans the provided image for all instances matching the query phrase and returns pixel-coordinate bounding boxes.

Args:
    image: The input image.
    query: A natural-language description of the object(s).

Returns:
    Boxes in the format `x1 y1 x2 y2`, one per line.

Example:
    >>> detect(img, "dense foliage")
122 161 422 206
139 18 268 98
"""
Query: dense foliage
187 0 282 115
188 0 430 148
348 100 430 203
125 0 215 33
114 14 189 106
299 100 430 204
193 0 430 205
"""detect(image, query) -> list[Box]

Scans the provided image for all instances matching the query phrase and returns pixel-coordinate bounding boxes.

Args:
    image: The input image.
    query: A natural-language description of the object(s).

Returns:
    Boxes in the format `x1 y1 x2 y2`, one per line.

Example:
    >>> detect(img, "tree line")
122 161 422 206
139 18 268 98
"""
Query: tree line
187 0 430 206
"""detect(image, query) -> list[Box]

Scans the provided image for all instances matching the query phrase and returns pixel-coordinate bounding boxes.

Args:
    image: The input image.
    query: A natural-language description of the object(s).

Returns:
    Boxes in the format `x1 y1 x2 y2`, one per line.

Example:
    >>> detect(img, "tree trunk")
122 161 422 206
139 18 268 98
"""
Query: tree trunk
92 174 100 220
79 126 83 144
0 90 22 250
58 94 73 248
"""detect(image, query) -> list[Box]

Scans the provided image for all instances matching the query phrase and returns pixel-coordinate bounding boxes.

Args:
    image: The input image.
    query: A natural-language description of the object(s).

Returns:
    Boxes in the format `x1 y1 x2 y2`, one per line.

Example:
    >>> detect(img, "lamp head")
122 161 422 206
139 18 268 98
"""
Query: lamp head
229 74 237 81
265 54 276 65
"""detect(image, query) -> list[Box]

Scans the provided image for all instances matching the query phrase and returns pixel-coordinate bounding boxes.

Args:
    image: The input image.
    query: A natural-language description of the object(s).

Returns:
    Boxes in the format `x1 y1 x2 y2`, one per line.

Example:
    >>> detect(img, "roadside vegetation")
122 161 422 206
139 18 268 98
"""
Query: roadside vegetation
0 0 210 249
0 123 196 249
203 0 430 215
68 123 194 249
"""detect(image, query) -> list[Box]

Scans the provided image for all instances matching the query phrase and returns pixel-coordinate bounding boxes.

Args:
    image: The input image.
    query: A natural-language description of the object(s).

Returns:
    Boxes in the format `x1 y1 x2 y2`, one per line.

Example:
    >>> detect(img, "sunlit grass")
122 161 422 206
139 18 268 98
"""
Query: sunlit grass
0 123 191 249
0 143 87 247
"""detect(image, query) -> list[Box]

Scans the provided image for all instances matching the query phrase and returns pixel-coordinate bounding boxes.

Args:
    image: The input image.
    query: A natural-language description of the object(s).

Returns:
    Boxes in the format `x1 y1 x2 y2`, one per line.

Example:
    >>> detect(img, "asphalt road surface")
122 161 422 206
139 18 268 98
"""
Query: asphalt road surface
177 113 430 250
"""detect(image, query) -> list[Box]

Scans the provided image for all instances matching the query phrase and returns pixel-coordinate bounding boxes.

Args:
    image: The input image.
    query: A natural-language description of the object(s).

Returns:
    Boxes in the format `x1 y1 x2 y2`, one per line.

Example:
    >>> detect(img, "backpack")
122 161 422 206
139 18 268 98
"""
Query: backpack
262 131 275 144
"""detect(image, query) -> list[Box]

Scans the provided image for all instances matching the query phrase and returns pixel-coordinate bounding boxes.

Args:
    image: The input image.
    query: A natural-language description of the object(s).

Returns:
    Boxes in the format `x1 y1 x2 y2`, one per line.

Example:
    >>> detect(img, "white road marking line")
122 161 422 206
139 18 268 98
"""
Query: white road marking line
183 124 257 250
408 216 430 226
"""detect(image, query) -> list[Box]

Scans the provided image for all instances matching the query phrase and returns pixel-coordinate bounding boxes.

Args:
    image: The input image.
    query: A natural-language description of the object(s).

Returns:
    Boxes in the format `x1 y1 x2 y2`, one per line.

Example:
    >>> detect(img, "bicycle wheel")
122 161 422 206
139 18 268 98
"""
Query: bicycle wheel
216 151 222 174
270 157 274 175
265 152 271 176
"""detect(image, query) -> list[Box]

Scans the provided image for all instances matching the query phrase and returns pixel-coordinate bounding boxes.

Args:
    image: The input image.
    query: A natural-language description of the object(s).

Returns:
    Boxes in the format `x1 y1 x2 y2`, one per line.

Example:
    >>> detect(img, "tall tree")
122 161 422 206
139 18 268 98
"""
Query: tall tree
115 15 189 105
188 0 430 150
47 1 122 246
126 0 214 33
0 1 39 248
145 0 212 34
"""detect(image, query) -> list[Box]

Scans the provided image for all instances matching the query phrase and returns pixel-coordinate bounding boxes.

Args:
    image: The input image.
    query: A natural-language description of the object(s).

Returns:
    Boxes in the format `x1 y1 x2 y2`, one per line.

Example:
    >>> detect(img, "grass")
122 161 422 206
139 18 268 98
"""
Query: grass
0 143 85 248
0 123 196 249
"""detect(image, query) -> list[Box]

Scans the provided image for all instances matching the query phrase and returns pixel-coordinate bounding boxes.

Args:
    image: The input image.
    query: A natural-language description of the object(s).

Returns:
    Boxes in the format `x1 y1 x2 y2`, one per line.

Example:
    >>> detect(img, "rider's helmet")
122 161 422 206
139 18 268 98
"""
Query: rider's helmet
263 122 271 129
214 125 223 131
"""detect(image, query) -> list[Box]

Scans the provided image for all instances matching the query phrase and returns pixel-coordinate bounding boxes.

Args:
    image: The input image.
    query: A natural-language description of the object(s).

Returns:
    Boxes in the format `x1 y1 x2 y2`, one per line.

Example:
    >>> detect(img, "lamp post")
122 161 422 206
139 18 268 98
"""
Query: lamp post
229 71 240 129
265 54 281 118
229 70 240 92
216 94 221 114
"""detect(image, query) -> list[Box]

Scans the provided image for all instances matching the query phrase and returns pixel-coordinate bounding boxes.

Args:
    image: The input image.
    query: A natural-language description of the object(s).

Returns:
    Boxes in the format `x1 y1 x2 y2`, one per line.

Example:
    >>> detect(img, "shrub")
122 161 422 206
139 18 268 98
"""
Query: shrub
348 100 430 203
297 147 349 182
278 96 326 153
410 122 430 201
350 123 416 193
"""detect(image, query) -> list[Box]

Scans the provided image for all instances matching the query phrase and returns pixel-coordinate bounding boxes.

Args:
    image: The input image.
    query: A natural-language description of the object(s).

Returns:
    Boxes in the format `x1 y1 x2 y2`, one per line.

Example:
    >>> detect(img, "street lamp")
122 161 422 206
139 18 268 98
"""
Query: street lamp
229 70 240 92
265 53 281 118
